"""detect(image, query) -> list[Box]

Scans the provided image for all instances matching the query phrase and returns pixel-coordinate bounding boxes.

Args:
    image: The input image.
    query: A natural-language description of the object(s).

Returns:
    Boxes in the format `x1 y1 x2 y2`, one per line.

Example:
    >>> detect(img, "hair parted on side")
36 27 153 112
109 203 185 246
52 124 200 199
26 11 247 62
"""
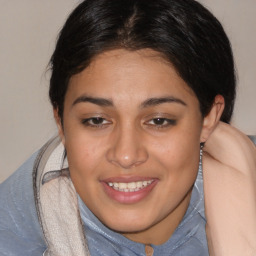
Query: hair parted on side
49 0 236 123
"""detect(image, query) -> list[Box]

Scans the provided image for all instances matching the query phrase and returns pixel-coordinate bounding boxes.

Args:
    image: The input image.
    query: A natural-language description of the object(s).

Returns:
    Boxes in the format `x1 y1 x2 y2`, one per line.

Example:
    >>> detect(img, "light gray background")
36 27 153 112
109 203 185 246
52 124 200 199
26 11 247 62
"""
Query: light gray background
1 0 256 182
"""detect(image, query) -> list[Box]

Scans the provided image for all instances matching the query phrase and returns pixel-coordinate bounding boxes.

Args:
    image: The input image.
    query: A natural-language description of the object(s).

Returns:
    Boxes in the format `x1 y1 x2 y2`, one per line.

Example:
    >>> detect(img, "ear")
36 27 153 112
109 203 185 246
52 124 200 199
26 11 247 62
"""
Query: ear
53 108 65 145
200 95 225 143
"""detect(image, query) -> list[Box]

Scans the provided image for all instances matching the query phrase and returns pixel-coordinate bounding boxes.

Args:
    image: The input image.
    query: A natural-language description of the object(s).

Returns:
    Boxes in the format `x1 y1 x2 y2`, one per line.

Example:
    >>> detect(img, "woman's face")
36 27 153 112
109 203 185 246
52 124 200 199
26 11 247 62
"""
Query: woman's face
58 49 206 244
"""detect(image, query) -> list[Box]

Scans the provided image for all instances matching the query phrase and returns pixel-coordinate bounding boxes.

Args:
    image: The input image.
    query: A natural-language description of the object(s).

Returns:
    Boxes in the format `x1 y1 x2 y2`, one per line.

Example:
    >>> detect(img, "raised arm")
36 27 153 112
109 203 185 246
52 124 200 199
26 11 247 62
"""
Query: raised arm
203 122 256 256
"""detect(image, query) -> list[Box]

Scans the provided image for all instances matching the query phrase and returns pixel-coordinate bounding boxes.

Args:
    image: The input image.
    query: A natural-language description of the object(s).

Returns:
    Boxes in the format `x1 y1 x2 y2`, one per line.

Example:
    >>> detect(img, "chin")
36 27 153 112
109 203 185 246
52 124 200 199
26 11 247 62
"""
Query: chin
101 212 156 233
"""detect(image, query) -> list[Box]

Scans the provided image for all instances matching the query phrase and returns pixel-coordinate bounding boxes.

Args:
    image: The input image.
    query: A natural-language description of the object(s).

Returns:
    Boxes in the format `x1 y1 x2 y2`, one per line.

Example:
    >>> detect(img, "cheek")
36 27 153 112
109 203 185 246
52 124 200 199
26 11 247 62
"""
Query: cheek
65 138 104 199
148 131 201 194
65 134 106 177
155 137 200 201
150 131 200 167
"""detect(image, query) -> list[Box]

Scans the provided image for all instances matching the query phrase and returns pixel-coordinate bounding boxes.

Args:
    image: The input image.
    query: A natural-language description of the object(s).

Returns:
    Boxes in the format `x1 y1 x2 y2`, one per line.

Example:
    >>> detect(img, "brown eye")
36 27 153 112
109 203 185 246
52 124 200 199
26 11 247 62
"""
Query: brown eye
82 117 111 127
89 117 105 125
152 118 166 125
145 118 177 129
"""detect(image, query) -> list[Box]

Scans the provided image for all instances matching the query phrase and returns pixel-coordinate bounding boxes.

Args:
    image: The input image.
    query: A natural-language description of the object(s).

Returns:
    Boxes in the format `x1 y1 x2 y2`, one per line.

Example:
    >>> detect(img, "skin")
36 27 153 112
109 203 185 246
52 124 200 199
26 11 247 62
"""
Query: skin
55 48 224 245
203 122 256 255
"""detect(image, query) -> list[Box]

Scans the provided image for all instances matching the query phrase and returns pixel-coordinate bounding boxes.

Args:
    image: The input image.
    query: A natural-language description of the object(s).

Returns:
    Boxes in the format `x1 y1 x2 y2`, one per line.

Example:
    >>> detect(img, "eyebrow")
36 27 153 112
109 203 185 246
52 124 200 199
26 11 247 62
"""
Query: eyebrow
72 95 187 108
72 96 113 107
140 96 187 108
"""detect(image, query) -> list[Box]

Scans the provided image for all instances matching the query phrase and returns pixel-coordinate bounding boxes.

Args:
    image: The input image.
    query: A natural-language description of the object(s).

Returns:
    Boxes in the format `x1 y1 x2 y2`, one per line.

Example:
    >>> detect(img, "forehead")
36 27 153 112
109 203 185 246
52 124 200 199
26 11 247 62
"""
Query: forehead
66 49 197 107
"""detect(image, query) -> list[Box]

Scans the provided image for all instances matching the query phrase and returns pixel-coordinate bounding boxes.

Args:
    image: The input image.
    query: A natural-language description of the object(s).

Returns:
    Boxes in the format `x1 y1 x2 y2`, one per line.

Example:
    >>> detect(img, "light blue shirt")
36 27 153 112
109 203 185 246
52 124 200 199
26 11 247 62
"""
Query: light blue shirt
0 149 208 255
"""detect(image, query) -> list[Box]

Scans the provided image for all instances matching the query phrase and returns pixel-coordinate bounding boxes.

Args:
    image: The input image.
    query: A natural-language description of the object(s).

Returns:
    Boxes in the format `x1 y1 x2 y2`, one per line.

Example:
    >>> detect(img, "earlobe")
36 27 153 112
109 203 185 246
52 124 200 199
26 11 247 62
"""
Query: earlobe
200 95 225 143
53 108 65 145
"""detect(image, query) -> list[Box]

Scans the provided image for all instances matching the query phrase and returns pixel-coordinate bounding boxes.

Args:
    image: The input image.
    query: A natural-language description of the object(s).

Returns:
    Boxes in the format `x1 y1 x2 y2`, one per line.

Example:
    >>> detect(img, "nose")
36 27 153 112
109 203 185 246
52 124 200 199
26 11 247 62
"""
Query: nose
106 125 148 169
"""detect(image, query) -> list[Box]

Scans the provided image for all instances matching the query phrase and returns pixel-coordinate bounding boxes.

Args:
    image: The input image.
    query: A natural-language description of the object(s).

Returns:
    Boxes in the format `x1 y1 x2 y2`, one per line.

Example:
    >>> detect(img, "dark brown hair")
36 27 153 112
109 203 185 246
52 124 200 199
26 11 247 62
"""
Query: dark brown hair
49 0 236 123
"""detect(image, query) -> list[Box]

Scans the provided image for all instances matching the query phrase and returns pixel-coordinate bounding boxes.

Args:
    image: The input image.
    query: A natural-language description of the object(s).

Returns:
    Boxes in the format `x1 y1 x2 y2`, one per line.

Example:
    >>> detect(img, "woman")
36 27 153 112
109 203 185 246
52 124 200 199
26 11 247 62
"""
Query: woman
0 0 255 255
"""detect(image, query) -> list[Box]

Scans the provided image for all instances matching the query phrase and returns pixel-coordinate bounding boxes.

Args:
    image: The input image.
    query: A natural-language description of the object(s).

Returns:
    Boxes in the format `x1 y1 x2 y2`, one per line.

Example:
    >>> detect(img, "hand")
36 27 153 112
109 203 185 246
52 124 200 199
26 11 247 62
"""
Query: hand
202 122 256 256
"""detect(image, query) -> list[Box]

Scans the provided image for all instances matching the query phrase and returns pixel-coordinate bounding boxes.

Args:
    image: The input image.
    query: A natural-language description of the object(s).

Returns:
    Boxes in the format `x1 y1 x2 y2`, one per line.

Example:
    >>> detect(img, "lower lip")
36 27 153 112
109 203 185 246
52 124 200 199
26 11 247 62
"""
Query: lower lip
101 180 158 204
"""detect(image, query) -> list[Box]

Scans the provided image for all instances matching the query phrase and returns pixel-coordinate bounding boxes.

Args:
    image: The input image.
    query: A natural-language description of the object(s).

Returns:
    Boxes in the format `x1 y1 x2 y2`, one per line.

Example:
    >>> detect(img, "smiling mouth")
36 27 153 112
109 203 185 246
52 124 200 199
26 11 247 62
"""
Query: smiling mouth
102 178 157 204
107 180 154 192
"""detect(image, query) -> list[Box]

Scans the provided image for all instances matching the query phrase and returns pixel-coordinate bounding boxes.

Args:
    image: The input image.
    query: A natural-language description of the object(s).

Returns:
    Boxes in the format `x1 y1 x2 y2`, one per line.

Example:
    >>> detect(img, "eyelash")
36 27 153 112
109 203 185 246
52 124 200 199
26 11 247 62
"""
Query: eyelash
81 117 176 129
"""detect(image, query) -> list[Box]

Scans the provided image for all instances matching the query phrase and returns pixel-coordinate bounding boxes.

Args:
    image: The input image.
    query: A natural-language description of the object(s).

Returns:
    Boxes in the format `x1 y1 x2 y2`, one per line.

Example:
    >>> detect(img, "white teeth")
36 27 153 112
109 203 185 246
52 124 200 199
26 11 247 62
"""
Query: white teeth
119 183 128 189
127 182 136 189
142 181 148 186
137 181 143 188
107 180 153 192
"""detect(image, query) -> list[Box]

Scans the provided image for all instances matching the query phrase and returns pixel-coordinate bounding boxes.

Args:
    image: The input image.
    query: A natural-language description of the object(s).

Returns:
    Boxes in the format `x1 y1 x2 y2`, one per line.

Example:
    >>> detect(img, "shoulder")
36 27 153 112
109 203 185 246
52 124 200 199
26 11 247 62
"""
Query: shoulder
0 151 46 256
